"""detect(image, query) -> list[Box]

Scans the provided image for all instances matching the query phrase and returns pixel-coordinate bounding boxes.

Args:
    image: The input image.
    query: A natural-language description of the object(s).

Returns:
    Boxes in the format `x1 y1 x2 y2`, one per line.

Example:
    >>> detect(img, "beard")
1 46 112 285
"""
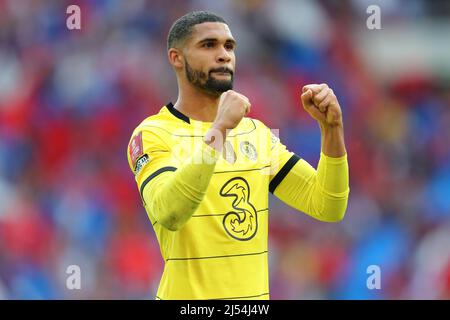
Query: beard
185 59 234 97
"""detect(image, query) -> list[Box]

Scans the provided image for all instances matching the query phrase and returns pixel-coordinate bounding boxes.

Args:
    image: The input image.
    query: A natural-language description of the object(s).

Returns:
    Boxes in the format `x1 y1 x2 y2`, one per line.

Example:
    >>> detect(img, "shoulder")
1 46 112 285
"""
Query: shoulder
128 104 189 146
242 117 272 135
132 106 175 136
126 106 172 162
247 117 267 129
127 106 177 170
245 117 281 148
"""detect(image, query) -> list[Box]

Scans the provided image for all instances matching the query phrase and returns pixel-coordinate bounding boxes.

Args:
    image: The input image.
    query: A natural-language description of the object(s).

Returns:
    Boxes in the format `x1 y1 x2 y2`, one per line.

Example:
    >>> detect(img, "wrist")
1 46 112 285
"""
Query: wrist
211 121 229 134
204 124 227 152
319 121 343 134
320 122 346 158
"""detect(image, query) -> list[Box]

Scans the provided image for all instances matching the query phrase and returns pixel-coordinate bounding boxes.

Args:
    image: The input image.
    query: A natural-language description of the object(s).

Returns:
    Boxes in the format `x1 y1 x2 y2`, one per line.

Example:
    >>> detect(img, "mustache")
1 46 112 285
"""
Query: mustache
209 67 234 76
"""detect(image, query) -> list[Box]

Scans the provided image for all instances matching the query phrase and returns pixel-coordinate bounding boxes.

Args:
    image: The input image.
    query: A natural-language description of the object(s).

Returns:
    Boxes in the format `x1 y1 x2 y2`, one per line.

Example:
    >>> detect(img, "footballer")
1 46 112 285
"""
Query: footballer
127 11 349 300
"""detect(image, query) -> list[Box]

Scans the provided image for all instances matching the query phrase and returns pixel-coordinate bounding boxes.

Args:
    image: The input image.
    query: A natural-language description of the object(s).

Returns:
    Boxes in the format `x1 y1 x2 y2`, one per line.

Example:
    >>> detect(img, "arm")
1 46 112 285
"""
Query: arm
272 152 349 222
131 91 251 231
303 83 346 158
142 141 220 231
270 83 349 221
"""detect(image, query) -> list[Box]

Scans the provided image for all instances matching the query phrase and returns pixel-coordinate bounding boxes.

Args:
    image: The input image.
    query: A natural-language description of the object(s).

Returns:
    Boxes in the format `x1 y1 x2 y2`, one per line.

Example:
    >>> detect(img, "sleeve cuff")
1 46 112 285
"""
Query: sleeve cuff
320 152 347 164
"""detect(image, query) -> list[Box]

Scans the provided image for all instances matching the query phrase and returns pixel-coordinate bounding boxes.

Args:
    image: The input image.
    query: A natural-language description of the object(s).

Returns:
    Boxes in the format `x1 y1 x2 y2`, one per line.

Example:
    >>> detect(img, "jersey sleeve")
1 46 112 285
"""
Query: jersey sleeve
267 130 302 194
254 118 349 222
273 152 349 222
126 126 221 230
252 119 301 193
127 128 178 202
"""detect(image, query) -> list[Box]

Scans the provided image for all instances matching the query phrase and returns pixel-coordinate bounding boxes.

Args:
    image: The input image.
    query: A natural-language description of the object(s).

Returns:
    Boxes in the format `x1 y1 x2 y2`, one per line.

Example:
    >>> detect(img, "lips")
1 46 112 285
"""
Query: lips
210 68 233 76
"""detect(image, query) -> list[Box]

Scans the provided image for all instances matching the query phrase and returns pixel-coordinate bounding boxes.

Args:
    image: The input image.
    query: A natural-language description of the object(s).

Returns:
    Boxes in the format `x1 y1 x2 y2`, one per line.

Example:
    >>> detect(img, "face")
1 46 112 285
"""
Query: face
181 22 236 97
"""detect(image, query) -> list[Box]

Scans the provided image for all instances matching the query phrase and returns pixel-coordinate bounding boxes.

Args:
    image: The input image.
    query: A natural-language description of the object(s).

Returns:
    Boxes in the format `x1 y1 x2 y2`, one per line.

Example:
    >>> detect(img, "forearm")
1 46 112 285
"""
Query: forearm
273 152 349 222
142 142 220 231
314 152 349 220
320 122 346 158
279 82 348 219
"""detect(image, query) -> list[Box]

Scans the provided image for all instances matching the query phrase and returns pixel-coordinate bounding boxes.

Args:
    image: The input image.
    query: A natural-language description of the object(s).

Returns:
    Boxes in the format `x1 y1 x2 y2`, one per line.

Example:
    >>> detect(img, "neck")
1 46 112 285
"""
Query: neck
174 81 221 123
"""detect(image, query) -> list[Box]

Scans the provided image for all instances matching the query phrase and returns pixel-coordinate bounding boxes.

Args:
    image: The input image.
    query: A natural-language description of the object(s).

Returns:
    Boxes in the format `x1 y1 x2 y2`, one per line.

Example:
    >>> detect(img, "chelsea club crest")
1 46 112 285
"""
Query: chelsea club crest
239 141 257 161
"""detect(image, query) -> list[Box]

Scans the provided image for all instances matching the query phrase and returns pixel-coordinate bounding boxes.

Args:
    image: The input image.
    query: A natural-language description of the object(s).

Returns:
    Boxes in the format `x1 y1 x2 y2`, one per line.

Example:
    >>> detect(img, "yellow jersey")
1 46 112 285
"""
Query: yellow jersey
127 103 298 300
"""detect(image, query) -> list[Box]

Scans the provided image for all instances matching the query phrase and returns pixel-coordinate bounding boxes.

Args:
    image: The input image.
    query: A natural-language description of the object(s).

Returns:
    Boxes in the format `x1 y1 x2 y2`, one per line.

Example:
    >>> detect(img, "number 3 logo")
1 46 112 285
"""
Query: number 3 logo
220 177 258 241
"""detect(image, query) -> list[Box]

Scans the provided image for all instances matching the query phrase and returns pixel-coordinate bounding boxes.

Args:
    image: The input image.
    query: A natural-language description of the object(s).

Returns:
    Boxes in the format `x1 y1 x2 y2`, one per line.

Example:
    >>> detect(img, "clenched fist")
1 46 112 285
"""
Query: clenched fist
205 90 251 151
301 84 343 128
214 90 251 130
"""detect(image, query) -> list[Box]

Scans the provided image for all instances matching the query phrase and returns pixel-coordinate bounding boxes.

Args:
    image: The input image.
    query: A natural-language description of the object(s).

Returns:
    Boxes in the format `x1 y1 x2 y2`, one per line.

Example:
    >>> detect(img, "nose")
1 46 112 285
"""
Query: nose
217 46 232 63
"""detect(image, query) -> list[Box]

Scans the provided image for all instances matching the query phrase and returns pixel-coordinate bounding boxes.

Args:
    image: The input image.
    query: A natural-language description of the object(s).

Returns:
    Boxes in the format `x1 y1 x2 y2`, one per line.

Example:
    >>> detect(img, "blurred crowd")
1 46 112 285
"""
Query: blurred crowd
0 0 449 299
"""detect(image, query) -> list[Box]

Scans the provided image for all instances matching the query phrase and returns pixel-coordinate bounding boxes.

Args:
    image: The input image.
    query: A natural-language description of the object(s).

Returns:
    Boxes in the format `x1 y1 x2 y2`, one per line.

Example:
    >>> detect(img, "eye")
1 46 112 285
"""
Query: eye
225 43 235 51
203 42 214 48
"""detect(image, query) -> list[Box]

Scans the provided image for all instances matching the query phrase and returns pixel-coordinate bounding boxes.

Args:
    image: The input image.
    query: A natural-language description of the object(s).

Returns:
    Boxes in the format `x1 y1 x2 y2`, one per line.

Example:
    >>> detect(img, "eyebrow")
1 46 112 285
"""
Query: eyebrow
197 38 237 46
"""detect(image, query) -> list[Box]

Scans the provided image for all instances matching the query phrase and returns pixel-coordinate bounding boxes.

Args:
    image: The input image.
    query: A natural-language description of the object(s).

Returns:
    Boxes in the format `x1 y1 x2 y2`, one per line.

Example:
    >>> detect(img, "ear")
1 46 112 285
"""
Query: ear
168 48 184 69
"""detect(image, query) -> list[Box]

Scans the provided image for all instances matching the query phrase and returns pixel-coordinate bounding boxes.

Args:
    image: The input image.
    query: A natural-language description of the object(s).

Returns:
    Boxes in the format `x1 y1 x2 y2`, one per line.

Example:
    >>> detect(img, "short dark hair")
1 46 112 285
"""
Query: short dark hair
167 11 227 49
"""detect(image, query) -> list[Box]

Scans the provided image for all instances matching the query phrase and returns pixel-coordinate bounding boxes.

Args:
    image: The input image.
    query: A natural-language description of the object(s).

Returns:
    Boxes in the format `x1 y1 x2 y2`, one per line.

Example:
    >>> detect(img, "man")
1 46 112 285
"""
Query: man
127 11 349 300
